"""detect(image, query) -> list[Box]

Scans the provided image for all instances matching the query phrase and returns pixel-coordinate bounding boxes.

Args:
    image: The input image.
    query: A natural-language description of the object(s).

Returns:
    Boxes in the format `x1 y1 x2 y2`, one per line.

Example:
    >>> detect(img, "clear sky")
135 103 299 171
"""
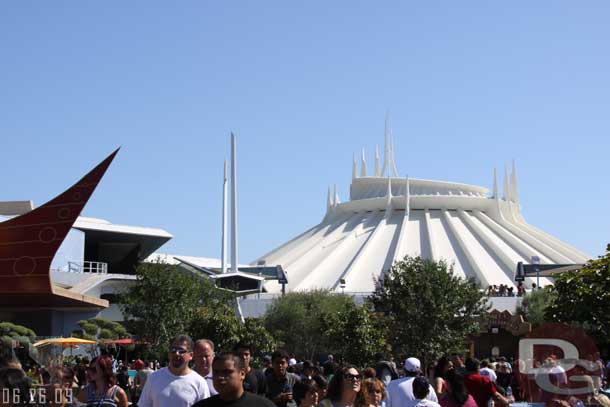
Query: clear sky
1 1 609 263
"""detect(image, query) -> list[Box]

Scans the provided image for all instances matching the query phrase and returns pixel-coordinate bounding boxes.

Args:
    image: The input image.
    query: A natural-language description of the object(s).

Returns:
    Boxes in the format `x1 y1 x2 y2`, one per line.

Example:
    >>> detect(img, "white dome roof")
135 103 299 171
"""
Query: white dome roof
254 144 589 294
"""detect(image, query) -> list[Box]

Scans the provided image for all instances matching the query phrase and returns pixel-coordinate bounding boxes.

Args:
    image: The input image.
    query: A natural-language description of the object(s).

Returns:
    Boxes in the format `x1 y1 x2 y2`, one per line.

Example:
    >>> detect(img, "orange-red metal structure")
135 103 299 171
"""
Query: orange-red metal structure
0 149 119 307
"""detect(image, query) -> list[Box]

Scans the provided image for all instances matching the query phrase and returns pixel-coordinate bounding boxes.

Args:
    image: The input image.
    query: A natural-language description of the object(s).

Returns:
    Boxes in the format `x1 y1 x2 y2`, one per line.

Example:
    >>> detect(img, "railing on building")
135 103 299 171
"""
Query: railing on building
66 261 108 274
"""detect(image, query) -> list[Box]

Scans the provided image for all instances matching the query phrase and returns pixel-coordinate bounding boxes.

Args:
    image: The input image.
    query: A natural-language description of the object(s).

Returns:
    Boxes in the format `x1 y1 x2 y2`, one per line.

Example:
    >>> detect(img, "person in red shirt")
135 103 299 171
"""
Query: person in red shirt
462 358 512 407
132 358 145 371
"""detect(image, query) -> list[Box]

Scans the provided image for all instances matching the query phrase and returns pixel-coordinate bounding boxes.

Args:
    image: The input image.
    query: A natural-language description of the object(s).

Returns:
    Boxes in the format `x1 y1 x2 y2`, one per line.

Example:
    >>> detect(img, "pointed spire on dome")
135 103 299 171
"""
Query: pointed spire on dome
381 112 390 176
361 148 367 177
511 160 519 203
352 153 358 180
390 131 399 177
334 184 341 205
503 165 511 202
374 144 380 177
327 186 333 211
493 168 498 200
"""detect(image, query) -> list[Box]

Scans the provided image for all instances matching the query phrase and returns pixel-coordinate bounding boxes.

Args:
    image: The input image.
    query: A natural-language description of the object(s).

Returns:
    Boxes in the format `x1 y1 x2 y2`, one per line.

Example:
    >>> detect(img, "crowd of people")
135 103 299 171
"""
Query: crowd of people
2 334 610 407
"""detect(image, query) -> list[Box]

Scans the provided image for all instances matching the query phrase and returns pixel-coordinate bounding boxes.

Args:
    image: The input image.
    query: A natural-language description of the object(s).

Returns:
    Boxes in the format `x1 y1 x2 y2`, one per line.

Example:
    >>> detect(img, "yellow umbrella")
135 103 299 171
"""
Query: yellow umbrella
33 337 97 348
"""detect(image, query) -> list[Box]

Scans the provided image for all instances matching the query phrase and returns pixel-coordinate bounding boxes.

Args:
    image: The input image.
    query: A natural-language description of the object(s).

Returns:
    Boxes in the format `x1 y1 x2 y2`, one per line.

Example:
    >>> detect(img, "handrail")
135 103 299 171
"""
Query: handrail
61 261 108 274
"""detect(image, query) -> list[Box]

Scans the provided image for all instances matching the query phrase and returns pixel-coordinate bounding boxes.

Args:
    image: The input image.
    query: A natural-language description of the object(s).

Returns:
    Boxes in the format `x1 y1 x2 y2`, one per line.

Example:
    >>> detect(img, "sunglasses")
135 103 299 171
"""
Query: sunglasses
344 373 361 381
169 347 190 355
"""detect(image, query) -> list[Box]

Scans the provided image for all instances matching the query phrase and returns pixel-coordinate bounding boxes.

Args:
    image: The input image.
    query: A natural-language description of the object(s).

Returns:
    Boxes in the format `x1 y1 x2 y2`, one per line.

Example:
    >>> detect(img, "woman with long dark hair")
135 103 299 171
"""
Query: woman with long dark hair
77 355 128 407
320 366 361 407
433 357 453 398
439 370 477 407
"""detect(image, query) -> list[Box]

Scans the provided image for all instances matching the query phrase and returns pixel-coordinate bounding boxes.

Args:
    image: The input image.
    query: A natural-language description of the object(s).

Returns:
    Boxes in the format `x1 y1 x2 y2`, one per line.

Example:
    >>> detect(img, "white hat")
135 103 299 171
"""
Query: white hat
289 358 297 366
404 357 421 372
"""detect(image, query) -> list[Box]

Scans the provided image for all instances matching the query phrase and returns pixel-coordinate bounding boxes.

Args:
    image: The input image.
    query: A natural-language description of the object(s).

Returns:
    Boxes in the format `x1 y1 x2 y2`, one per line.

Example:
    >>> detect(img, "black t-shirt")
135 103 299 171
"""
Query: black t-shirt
193 391 276 407
243 369 266 395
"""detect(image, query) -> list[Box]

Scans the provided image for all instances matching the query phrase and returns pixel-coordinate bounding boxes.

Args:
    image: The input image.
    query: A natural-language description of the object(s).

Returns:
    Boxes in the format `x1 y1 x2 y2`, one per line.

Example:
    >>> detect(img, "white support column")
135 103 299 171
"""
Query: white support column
230 133 238 273
457 209 516 276
473 210 545 263
391 177 411 263
221 160 228 274
385 176 393 219
441 209 492 287
423 209 437 261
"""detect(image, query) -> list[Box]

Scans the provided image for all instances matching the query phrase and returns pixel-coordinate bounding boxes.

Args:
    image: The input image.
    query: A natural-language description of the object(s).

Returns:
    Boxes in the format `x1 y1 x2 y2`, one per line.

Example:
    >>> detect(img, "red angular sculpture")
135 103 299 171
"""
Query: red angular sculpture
0 149 119 302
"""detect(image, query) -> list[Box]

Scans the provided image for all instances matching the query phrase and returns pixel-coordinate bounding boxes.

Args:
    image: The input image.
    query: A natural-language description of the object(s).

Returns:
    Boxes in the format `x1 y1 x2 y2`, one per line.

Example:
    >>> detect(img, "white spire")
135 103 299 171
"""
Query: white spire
352 153 358 180
361 148 367 177
511 160 519 203
503 165 510 202
334 184 341 205
381 112 390 176
230 133 238 273
327 186 333 211
221 159 228 274
389 131 399 176
374 144 380 177
492 168 498 200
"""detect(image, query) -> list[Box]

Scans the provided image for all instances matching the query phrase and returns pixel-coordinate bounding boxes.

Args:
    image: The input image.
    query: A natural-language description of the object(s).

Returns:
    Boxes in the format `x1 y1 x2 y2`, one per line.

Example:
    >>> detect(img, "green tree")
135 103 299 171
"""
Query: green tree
189 302 243 351
369 256 489 367
72 317 130 341
546 244 609 347
119 261 221 353
263 290 353 359
0 322 36 357
516 288 555 326
240 318 278 365
322 301 386 367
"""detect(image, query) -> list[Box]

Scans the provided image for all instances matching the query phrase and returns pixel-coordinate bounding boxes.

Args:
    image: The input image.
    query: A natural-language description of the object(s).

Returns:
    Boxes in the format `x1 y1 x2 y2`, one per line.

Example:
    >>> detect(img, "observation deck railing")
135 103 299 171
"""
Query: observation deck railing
65 261 108 274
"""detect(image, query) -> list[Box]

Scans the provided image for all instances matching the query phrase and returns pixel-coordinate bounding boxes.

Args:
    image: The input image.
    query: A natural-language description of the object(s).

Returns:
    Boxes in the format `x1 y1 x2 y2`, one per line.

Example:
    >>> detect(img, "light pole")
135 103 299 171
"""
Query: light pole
531 256 540 289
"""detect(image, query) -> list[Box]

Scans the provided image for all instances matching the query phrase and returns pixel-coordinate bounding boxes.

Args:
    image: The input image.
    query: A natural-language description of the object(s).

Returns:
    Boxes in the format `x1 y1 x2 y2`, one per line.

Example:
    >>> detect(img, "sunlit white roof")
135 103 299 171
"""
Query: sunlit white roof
254 139 589 294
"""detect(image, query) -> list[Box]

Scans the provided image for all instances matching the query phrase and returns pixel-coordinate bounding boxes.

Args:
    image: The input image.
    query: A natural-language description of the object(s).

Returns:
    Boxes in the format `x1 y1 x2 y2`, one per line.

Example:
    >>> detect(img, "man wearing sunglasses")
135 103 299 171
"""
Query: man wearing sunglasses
138 334 210 407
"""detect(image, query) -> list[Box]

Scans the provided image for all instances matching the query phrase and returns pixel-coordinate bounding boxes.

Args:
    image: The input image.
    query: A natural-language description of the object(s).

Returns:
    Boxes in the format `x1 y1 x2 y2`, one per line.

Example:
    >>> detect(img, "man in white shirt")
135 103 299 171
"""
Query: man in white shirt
386 357 438 407
138 334 210 407
194 339 218 395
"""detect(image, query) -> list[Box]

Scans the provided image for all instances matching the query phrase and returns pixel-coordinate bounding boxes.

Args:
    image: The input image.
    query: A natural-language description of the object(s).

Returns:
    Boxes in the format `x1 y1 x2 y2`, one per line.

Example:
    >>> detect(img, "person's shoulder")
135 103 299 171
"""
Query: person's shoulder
192 394 220 407
243 392 276 406
146 367 165 381
187 369 208 384
388 377 409 387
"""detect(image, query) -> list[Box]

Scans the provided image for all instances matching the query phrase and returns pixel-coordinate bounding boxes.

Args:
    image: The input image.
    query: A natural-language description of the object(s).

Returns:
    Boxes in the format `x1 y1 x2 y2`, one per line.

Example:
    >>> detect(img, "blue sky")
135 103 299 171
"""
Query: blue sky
1 1 609 262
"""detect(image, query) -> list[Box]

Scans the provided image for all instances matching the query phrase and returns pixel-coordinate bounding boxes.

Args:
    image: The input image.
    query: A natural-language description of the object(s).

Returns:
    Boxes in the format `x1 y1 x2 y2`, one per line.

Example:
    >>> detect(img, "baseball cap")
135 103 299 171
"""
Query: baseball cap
404 357 421 372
